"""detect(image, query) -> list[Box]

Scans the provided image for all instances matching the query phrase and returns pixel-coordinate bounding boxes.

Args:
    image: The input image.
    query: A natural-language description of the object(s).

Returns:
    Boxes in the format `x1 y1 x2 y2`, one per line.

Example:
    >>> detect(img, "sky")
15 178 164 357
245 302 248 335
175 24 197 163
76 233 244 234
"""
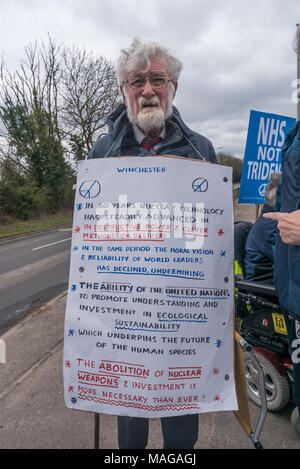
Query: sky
1 0 299 158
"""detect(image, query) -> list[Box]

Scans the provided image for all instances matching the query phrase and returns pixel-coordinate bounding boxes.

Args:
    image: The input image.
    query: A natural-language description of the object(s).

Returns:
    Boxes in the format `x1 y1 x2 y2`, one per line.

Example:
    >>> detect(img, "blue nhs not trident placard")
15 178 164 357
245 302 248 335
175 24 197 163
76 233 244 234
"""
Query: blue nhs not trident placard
239 110 296 204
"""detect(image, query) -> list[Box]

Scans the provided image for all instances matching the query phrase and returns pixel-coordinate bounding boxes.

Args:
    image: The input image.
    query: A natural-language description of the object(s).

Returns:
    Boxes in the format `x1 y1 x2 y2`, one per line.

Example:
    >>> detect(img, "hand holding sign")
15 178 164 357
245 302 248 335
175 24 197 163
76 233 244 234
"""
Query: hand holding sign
263 210 300 245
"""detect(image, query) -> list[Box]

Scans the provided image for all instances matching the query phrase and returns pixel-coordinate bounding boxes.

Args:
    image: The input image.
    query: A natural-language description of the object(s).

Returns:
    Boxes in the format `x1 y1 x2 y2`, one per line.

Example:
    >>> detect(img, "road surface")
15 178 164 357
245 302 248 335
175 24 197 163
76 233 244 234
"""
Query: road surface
0 228 72 334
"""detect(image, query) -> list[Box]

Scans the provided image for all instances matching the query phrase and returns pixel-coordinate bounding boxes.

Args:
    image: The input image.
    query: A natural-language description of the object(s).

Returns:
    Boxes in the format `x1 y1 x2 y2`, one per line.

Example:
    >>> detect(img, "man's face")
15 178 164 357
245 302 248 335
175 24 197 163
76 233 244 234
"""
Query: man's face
121 57 178 135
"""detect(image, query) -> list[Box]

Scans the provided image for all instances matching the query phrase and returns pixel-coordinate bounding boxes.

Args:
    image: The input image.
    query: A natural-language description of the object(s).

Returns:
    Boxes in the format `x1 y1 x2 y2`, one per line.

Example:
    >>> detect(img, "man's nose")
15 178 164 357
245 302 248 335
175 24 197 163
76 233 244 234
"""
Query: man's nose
141 79 156 97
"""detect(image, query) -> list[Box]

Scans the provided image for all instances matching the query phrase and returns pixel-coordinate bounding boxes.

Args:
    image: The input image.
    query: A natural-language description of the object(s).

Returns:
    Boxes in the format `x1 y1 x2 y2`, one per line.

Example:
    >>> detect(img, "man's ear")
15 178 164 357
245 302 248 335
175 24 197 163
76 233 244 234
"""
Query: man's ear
120 85 127 106
172 81 178 99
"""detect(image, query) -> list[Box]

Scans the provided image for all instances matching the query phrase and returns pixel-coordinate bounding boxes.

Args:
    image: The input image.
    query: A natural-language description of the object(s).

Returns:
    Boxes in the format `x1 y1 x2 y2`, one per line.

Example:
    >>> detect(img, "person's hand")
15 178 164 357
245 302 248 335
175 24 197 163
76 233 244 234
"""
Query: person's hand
263 210 300 245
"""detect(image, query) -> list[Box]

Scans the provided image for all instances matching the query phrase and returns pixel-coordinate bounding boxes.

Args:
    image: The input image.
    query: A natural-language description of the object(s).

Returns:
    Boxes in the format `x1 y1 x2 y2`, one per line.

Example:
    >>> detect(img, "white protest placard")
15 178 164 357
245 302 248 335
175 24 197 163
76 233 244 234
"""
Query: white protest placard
63 156 238 417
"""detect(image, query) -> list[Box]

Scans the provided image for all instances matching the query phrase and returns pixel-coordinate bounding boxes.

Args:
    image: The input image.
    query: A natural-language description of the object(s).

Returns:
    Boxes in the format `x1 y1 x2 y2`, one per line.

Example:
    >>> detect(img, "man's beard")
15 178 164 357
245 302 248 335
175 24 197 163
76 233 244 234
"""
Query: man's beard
125 90 173 136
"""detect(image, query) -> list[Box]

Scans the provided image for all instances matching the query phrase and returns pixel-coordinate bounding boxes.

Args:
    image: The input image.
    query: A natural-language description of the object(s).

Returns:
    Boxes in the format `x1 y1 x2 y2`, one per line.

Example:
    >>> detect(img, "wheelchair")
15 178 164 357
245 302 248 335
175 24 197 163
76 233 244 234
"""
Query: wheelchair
234 221 293 412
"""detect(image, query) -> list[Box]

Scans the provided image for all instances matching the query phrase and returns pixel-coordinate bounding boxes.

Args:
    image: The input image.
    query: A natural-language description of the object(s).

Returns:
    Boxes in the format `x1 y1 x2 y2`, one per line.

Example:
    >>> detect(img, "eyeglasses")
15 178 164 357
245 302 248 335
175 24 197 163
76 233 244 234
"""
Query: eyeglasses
124 74 172 90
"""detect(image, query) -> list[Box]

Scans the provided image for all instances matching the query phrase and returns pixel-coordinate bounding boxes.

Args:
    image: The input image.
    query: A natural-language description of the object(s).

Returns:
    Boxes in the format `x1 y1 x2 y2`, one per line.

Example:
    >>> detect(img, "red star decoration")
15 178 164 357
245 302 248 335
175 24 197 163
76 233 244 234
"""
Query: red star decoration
65 360 71 368
74 226 80 233
212 368 220 375
218 229 224 236
214 395 221 402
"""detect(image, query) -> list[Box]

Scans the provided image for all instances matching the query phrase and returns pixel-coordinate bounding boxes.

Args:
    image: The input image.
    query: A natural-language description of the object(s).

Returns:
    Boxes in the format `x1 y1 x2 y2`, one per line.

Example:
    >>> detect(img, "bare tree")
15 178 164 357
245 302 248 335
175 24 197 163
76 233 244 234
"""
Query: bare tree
0 36 71 214
0 36 63 176
0 35 122 217
60 46 121 159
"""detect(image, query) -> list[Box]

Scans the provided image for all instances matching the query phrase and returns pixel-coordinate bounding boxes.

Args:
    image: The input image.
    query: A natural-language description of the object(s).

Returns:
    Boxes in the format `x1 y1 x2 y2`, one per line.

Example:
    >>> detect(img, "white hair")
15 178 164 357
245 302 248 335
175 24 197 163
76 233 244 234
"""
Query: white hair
117 37 183 85
265 172 282 209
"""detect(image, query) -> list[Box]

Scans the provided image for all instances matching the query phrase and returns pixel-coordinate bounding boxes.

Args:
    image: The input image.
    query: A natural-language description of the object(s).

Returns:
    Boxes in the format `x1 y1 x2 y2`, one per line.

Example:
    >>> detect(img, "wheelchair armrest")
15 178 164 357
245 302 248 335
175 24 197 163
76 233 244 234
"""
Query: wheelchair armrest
235 277 277 298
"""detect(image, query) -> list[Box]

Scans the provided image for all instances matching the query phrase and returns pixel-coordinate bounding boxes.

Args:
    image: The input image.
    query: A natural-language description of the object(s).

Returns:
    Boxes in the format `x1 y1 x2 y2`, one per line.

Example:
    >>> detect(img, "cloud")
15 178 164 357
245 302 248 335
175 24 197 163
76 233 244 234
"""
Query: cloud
0 0 299 157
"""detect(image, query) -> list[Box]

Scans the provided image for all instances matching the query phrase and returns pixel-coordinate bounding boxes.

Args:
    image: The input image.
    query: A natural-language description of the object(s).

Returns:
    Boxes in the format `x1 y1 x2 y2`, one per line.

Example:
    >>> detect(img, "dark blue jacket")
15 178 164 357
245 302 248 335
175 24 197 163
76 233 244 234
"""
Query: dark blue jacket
88 104 217 163
274 120 300 319
244 204 277 284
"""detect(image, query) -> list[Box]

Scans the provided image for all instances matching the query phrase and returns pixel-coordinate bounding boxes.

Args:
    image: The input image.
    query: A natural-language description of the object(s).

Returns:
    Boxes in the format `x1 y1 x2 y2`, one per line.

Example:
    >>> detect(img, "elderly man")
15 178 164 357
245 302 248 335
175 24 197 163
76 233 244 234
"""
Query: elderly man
88 37 217 162
88 38 217 449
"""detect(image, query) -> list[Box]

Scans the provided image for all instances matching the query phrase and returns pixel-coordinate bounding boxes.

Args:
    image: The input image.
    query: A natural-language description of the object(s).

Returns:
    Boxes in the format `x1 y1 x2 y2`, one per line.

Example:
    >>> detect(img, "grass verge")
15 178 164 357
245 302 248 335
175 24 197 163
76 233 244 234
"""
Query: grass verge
0 211 73 238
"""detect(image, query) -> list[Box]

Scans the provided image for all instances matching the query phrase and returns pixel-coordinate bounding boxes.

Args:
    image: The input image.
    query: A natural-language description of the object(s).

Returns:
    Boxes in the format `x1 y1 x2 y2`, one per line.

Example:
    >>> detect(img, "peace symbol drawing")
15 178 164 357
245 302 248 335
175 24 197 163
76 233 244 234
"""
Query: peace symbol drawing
192 177 208 193
79 180 101 199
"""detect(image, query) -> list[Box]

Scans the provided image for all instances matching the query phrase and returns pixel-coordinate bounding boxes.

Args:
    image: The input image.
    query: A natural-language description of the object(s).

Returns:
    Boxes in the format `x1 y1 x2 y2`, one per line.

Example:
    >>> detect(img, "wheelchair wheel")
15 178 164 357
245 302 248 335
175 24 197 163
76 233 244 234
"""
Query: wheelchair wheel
291 407 300 435
244 352 290 412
